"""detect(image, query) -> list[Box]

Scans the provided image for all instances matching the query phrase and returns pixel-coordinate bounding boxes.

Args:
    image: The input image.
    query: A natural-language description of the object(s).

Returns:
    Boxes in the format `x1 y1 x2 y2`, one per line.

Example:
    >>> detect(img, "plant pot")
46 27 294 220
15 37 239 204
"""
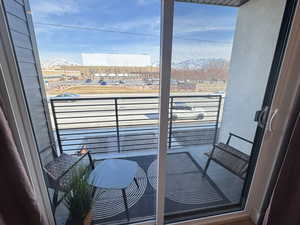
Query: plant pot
66 217 83 225
66 212 91 225
83 211 92 225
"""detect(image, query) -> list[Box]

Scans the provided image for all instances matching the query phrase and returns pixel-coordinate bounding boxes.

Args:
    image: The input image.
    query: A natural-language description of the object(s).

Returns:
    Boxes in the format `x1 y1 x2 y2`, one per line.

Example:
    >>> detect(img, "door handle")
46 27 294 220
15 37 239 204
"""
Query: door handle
268 108 279 132
255 106 269 128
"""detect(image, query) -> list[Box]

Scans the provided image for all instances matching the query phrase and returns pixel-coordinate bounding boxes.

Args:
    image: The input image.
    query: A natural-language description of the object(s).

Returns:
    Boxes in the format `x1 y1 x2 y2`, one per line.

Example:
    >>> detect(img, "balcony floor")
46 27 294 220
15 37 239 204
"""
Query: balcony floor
54 145 244 225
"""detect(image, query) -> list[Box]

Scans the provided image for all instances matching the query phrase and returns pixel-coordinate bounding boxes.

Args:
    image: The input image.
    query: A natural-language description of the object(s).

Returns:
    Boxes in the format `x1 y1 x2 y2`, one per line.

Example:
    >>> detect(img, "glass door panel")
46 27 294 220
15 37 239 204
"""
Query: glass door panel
21 0 292 224
164 0 288 222
30 0 160 224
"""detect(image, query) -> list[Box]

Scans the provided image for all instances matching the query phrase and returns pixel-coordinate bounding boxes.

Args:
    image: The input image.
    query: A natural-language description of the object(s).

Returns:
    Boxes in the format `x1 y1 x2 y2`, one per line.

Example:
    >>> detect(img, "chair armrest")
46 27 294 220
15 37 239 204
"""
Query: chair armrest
86 151 95 169
78 145 94 169
228 132 254 144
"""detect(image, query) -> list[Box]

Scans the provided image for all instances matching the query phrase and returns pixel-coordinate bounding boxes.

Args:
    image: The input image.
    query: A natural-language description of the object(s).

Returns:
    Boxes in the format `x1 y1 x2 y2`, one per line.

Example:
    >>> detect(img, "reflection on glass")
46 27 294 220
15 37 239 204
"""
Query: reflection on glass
166 0 287 222
166 1 240 220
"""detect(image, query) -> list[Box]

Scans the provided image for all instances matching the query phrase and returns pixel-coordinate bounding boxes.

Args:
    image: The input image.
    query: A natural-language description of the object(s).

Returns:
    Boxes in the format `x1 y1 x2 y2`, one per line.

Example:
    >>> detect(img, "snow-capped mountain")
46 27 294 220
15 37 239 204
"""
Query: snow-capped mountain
41 57 226 69
41 58 80 68
172 58 226 69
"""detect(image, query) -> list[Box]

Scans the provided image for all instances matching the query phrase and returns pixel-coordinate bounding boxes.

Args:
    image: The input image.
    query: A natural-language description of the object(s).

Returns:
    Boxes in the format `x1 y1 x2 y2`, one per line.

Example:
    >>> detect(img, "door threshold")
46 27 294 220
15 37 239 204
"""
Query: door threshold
131 211 250 225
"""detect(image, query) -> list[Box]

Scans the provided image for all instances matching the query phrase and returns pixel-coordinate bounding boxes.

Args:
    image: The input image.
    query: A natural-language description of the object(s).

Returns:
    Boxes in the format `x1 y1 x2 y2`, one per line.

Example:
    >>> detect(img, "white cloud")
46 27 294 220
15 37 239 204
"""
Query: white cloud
39 52 82 64
172 42 233 62
175 24 235 33
136 0 159 6
173 13 236 35
38 36 233 66
102 16 160 34
31 0 79 19
33 0 235 64
108 40 233 63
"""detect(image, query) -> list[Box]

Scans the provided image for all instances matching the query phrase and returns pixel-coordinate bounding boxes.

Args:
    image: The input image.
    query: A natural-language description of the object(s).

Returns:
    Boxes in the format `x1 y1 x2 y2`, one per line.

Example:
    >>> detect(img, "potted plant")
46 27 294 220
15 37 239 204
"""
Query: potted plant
65 167 94 225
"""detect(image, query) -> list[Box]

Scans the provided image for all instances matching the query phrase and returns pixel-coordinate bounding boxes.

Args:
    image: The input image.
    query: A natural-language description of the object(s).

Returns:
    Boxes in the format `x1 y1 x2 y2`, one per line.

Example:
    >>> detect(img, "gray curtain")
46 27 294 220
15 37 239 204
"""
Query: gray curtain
0 99 47 225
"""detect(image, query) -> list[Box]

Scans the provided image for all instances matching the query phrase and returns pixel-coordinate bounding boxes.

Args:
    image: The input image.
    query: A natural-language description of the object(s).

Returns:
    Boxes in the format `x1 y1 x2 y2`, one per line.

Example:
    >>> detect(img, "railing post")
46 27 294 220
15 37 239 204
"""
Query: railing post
50 99 63 155
114 98 121 153
168 96 174 149
213 95 222 145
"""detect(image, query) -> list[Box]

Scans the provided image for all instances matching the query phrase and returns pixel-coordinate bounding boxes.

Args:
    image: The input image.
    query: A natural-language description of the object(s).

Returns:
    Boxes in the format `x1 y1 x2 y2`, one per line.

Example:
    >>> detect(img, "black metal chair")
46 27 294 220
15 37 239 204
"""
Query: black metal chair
43 145 94 212
203 133 253 179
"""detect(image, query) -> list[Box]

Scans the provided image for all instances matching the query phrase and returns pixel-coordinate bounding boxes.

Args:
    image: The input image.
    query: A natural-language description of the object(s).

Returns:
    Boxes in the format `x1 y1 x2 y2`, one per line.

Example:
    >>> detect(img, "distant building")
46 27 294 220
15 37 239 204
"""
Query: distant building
42 69 81 82
59 65 159 80
81 53 151 67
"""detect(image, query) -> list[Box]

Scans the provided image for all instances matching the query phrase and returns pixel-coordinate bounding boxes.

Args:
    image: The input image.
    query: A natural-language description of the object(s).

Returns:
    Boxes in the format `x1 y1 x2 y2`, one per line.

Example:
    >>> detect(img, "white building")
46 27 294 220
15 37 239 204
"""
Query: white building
81 53 151 67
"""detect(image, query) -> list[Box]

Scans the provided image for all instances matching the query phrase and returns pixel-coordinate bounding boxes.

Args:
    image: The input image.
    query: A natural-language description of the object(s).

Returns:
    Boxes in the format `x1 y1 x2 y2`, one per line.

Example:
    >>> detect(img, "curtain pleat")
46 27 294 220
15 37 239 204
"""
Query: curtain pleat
0 99 47 225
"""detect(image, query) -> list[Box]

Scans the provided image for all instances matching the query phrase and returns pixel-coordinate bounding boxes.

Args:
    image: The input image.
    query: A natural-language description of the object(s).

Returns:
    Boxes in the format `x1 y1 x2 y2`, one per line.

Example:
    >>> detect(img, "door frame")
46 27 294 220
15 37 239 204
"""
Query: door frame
246 0 300 222
0 1 55 224
241 0 299 208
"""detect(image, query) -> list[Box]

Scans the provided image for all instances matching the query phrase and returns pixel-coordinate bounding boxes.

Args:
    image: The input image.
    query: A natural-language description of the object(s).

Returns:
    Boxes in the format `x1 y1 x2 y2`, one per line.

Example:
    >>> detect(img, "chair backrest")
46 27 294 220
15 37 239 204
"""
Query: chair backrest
212 143 250 179
43 145 92 190
221 133 253 178
39 145 58 166
225 132 254 153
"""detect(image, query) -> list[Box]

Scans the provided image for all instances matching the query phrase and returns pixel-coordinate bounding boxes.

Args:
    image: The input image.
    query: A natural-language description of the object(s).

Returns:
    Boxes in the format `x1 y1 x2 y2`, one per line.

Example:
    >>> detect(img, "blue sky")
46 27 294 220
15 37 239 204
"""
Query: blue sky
29 0 238 64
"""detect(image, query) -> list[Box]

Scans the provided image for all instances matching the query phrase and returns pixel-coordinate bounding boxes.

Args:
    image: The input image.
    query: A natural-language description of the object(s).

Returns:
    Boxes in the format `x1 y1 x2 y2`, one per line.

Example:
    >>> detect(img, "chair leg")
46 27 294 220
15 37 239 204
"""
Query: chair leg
52 189 59 212
122 189 130 221
134 177 139 189
92 187 97 198
203 146 215 177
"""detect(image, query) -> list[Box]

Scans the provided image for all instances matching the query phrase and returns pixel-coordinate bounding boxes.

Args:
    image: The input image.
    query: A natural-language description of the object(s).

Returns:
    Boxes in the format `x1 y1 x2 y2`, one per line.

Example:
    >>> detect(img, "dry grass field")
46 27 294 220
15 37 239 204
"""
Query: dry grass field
47 83 226 95
48 85 156 95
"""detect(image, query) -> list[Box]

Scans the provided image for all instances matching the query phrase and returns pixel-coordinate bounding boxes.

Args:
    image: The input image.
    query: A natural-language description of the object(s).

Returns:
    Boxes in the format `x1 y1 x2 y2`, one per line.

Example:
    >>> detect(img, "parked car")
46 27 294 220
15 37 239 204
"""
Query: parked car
85 79 92 83
213 91 225 97
55 93 80 101
172 102 205 121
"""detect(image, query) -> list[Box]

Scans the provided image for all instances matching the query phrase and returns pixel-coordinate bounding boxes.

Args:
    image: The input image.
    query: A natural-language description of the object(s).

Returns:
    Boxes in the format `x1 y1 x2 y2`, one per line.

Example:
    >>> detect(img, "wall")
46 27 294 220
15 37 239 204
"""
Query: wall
2 0 55 164
218 0 287 154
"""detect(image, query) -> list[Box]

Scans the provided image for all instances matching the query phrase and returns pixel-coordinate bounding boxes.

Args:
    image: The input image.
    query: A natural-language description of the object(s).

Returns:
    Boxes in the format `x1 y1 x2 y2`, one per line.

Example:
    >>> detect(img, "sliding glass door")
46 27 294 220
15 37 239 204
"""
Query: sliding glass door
29 0 161 224
164 2 239 222
14 0 295 224
158 0 292 223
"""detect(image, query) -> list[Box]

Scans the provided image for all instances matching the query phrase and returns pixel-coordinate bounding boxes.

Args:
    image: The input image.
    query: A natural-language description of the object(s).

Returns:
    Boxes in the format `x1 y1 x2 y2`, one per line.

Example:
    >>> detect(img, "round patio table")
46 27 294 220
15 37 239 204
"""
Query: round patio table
88 159 139 221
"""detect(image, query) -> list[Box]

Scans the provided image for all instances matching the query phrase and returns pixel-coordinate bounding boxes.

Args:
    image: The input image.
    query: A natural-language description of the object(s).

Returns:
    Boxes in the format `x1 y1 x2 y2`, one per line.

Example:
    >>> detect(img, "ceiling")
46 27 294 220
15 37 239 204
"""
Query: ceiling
176 0 250 7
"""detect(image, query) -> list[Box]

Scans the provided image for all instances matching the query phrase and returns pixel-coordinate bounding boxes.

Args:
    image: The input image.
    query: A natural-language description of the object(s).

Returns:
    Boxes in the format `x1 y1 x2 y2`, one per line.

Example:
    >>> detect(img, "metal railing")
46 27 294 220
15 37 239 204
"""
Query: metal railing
50 95 222 154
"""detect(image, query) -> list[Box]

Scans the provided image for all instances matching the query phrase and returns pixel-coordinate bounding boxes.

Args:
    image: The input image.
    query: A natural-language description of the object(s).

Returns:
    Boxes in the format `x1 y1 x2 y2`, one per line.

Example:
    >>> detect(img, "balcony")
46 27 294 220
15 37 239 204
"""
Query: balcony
47 95 244 225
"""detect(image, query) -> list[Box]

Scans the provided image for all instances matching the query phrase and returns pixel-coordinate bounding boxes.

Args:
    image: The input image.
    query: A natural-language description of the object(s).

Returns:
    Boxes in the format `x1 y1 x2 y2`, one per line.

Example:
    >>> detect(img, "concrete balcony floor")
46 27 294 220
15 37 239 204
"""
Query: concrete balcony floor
54 144 244 225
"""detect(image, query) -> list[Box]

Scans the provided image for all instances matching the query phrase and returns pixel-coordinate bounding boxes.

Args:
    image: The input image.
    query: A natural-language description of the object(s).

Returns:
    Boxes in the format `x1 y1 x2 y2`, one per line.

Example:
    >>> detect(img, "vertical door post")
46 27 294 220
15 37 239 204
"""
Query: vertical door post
156 0 174 224
50 99 63 154
168 96 174 149
213 95 222 145
114 98 121 153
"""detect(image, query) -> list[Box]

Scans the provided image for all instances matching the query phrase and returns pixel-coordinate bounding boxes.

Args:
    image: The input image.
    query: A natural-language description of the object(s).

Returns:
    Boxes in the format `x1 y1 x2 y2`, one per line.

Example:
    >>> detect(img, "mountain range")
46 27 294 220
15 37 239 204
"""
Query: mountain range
41 58 80 68
41 57 227 69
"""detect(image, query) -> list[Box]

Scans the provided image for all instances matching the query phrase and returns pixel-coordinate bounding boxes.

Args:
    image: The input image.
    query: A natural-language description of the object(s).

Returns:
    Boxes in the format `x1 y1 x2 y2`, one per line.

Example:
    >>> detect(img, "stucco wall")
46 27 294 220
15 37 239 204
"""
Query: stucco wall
218 0 287 154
